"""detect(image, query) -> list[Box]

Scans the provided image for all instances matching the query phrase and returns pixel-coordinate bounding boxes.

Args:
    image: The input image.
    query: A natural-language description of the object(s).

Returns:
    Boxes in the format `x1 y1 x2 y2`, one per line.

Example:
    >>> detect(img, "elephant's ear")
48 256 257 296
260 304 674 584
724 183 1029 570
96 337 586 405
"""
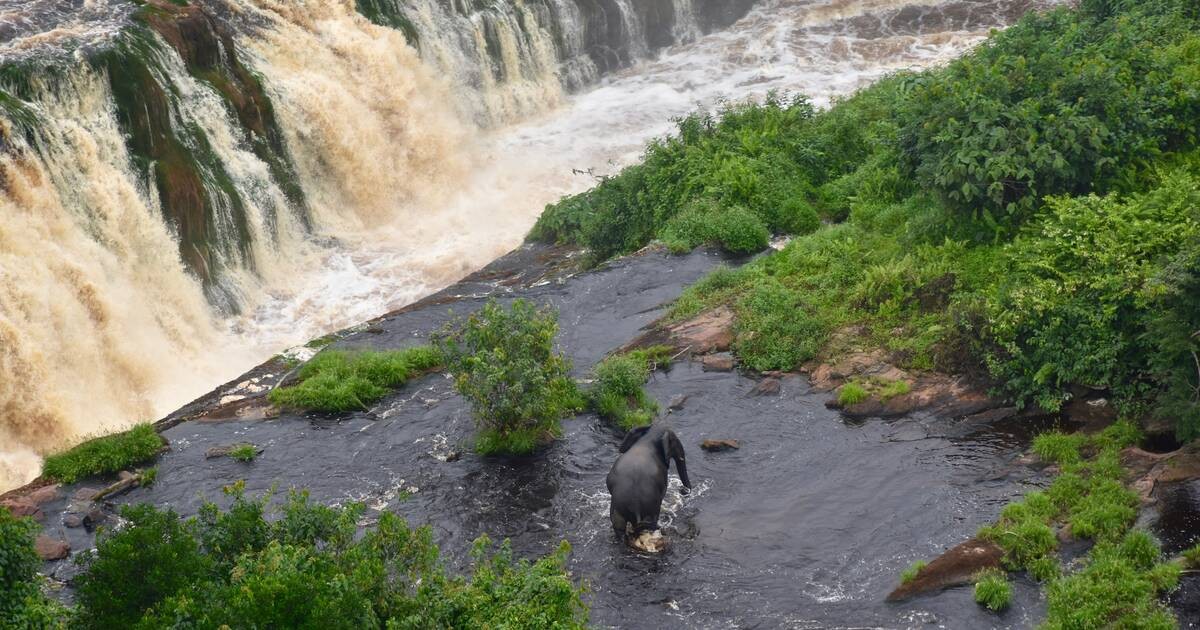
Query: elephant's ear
618 426 651 453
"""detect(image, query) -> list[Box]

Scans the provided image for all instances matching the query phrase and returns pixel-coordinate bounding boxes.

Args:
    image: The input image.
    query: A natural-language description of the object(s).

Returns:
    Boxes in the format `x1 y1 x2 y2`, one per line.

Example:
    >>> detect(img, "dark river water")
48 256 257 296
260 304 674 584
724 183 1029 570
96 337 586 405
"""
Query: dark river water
30 246 1089 628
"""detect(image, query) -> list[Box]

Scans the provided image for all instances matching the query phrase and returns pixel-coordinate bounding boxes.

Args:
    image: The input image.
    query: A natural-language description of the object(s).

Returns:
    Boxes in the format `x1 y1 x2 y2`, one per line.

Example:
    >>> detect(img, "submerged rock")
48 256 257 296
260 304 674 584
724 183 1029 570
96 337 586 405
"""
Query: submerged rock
886 536 1004 602
750 377 781 396
701 439 740 452
702 353 735 372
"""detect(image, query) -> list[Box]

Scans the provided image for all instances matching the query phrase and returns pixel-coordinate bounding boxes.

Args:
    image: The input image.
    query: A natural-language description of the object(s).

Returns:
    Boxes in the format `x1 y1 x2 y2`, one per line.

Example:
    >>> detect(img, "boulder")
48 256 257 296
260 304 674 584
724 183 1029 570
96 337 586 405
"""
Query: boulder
886 536 1004 601
750 378 781 396
72 487 101 502
0 498 43 520
26 484 60 506
701 439 740 452
667 306 734 354
34 536 70 561
702 353 735 372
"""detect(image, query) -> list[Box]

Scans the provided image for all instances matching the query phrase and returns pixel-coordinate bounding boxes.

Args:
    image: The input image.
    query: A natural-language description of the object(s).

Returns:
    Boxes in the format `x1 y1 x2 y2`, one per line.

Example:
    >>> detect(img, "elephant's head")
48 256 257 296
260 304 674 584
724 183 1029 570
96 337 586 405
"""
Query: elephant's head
619 424 692 493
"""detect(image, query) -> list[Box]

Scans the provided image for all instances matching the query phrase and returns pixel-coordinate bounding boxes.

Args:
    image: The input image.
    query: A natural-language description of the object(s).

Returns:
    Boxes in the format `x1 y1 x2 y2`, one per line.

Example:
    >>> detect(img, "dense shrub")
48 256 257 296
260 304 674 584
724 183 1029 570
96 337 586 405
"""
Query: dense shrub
435 300 584 455
269 347 442 412
43 423 163 484
897 0 1200 230
71 488 588 629
983 173 1200 411
529 87 897 261
1 509 65 627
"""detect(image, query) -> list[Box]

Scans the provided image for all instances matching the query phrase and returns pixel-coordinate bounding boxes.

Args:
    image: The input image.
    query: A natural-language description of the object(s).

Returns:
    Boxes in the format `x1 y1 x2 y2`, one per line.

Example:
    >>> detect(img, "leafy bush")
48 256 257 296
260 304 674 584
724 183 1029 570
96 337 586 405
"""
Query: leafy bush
43 423 163 483
590 349 672 430
897 1 1200 230
983 175 1200 411
269 347 442 412
529 89 892 261
73 488 588 628
75 504 211 629
1 509 66 627
435 300 584 455
974 570 1011 611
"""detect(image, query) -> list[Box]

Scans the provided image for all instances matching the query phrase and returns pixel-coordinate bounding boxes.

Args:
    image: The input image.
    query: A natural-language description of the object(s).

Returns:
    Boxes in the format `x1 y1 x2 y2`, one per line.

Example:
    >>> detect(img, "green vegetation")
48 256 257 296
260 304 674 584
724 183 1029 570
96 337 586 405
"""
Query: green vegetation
228 444 258 463
589 346 673 429
899 560 926 585
530 0 1200 441
1043 532 1180 630
0 510 67 627
42 424 163 484
141 466 158 487
968 421 1183 626
435 300 584 455
269 347 442 412
837 382 868 406
61 485 587 628
973 570 1011 612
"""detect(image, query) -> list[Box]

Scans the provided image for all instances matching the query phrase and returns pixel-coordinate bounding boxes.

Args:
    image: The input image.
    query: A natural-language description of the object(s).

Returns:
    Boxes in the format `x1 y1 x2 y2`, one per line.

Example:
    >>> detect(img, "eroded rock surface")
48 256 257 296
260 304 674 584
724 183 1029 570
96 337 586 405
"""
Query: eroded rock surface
885 536 1004 601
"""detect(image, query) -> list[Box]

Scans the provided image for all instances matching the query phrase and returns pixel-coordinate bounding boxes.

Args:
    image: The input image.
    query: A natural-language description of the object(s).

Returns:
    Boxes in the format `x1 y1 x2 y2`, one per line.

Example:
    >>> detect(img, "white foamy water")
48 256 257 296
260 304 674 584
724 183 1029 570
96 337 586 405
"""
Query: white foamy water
0 0 1056 491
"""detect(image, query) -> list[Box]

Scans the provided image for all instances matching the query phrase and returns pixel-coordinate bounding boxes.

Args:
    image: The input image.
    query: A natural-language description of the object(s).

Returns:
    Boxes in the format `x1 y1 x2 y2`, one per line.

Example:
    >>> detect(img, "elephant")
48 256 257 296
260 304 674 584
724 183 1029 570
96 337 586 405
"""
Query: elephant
606 424 692 535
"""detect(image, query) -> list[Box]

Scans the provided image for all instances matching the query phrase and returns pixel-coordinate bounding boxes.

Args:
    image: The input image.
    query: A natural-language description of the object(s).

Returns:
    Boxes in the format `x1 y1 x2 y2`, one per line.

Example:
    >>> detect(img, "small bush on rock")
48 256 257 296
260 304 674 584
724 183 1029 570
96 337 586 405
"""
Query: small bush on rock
435 299 584 455
590 347 672 430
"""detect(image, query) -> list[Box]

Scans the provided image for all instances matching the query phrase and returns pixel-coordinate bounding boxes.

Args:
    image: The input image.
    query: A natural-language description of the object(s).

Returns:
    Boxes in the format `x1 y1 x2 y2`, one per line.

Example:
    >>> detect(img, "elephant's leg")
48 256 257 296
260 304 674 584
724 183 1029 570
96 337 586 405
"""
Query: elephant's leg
638 505 662 533
610 503 630 535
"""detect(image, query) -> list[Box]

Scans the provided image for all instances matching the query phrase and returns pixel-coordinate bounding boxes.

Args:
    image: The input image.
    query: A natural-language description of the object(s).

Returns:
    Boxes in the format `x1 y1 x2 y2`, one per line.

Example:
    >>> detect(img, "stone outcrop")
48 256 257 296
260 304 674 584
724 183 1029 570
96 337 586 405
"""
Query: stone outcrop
886 536 1004 601
34 535 70 561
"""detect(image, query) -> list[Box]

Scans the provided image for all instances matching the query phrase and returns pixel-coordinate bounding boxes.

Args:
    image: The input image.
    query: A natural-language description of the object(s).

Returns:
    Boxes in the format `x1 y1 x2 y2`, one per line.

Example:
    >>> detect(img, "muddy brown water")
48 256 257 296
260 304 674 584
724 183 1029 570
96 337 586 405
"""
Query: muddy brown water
35 245 1188 628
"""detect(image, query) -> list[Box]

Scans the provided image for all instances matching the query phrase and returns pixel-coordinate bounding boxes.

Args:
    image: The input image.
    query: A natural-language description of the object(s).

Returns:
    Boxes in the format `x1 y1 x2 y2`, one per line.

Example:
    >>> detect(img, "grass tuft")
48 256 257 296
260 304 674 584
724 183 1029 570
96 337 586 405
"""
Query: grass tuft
228 445 257 463
974 570 1012 612
268 347 441 412
1032 431 1086 466
838 382 868 406
43 424 163 484
900 560 927 585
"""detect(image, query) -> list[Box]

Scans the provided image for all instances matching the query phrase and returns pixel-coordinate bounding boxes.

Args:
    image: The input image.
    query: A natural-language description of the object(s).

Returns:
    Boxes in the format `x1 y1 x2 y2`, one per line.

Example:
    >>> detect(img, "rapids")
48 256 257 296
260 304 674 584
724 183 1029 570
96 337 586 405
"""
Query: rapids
0 0 1055 490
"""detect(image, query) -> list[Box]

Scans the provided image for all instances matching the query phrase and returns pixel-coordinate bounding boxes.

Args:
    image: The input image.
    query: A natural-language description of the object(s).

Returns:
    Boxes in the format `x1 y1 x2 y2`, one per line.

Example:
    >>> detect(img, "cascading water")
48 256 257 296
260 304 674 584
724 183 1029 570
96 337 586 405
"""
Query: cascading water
0 0 1056 492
